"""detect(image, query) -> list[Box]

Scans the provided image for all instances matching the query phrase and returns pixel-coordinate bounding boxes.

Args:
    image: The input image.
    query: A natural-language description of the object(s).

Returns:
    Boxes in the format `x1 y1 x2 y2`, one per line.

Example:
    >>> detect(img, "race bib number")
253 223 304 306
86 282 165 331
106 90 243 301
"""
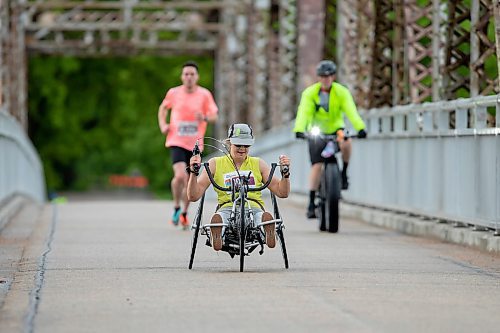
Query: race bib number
177 121 198 136
223 170 256 192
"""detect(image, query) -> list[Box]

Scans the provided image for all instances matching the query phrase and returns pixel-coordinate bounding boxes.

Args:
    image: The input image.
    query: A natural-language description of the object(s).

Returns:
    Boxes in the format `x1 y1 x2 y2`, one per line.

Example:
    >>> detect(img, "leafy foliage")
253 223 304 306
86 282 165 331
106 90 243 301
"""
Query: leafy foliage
28 55 214 195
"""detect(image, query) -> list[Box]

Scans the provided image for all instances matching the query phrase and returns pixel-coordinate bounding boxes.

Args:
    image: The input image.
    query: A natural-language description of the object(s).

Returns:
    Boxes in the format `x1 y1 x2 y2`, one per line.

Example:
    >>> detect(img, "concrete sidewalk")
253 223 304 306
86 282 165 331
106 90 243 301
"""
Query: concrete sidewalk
287 193 500 255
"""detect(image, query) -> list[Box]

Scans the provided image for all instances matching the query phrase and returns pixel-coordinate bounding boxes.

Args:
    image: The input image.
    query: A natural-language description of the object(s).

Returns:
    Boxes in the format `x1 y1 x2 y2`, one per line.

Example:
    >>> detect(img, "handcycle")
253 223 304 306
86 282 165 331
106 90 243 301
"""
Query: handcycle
187 143 289 272
305 127 358 233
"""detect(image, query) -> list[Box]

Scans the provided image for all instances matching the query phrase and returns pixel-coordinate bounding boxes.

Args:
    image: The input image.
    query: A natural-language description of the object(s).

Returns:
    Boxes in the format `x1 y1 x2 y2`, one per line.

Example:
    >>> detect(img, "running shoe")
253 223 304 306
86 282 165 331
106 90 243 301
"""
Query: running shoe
306 203 317 219
341 173 349 190
180 213 189 230
171 208 181 226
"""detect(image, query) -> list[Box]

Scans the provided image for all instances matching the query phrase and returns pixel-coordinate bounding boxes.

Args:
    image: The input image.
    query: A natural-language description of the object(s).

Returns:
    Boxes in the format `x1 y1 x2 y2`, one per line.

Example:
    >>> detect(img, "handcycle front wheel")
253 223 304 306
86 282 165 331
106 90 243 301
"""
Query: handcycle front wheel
188 193 205 269
239 201 246 272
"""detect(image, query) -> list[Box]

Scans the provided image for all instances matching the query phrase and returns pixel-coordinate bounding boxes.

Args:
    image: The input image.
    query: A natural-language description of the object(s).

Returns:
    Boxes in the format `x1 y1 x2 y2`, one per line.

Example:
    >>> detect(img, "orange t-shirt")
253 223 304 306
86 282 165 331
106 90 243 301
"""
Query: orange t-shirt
161 85 218 151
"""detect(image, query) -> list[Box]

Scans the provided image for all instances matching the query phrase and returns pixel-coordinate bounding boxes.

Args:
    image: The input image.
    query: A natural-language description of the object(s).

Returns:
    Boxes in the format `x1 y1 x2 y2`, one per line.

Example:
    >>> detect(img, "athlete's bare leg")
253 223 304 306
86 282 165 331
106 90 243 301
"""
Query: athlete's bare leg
339 138 352 164
338 138 352 189
306 163 323 218
309 163 323 191
172 162 189 208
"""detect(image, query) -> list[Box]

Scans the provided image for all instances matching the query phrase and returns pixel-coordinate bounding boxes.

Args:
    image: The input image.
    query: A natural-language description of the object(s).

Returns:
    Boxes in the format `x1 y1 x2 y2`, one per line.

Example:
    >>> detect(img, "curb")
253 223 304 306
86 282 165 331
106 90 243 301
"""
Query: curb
0 195 28 233
342 203 500 255
287 193 500 255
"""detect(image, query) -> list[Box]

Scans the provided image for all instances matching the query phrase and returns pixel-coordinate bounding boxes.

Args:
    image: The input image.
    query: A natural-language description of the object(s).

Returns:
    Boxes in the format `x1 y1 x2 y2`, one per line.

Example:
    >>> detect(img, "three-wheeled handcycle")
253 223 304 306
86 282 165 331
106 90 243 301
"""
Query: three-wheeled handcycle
188 161 289 272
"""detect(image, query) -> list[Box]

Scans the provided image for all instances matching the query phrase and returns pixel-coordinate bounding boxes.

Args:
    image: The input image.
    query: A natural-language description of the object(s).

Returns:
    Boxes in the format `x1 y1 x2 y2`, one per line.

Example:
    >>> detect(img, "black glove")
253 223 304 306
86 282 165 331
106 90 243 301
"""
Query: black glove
357 129 367 139
295 132 306 139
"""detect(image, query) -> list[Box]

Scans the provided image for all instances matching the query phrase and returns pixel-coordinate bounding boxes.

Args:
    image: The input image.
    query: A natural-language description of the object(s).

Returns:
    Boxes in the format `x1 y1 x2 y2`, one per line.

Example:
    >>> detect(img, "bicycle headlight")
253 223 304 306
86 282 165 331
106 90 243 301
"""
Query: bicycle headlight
310 126 321 136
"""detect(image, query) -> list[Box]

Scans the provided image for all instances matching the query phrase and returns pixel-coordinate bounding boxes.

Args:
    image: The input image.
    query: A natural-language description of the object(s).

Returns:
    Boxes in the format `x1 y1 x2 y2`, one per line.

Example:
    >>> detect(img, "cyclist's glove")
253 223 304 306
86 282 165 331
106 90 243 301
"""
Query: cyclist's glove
295 132 306 140
357 129 367 139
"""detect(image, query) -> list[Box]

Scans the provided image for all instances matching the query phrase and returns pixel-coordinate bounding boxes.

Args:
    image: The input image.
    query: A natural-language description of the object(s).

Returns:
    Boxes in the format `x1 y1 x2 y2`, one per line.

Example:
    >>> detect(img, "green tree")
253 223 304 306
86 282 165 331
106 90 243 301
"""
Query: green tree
28 55 214 196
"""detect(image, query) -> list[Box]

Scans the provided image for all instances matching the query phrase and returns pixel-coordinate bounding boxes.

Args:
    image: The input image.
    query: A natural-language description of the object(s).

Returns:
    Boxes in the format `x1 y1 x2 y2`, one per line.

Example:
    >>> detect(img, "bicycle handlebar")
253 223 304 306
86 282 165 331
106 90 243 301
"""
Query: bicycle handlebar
203 162 280 193
304 132 358 141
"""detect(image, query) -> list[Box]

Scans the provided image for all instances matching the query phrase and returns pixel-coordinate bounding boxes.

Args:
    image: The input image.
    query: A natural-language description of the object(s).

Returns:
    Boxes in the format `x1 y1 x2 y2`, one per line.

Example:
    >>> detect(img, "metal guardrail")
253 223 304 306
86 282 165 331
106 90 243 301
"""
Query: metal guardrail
250 95 500 233
363 95 500 137
0 108 46 204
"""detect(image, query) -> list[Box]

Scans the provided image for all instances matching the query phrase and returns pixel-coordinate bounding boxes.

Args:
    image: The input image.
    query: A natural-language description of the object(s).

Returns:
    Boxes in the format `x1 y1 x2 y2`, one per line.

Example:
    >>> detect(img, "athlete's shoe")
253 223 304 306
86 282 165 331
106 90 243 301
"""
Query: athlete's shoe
306 203 317 219
341 173 349 190
180 213 189 230
210 214 223 251
262 212 275 248
171 208 181 226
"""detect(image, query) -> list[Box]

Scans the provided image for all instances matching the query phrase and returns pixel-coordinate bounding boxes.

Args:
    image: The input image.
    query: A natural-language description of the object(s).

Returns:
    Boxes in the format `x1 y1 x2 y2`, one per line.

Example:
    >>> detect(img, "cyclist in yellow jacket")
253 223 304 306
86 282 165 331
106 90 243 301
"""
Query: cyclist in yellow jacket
186 123 291 251
293 60 367 219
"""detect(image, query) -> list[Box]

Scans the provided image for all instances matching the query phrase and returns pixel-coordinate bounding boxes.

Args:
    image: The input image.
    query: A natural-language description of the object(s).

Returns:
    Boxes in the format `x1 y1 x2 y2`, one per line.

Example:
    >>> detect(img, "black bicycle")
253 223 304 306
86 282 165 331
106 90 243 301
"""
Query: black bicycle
305 131 357 233
188 160 289 272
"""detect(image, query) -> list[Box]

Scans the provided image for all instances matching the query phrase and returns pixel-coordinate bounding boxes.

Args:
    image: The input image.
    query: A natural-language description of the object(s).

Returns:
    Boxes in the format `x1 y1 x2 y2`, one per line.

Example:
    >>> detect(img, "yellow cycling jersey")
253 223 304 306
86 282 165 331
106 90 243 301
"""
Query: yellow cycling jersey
213 155 265 209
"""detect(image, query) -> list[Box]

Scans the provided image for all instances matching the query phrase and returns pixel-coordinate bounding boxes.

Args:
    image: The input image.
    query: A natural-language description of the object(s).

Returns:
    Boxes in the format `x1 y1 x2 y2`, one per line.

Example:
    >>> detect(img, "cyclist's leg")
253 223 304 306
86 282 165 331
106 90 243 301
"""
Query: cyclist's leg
338 138 352 190
253 208 275 248
210 208 231 251
307 140 327 218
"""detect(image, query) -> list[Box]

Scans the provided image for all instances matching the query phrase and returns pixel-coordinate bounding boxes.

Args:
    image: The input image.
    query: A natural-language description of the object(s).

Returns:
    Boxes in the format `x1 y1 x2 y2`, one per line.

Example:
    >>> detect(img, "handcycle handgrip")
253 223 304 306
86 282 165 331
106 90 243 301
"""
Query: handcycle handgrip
202 162 279 192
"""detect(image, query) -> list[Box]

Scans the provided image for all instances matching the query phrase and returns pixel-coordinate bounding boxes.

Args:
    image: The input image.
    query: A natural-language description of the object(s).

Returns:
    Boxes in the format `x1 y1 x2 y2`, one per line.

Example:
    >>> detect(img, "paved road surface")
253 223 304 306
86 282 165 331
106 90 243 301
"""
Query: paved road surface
1 195 500 332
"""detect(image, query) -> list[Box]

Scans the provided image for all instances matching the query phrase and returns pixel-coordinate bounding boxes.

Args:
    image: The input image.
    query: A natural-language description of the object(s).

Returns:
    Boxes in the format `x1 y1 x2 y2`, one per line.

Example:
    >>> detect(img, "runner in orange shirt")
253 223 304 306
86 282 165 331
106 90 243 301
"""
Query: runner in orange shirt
158 61 218 228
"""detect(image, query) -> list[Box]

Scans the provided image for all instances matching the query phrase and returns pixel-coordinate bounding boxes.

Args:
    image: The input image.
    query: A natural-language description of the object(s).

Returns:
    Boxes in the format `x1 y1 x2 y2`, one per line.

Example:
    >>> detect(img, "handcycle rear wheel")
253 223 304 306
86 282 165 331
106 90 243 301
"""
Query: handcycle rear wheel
188 193 205 269
271 193 289 269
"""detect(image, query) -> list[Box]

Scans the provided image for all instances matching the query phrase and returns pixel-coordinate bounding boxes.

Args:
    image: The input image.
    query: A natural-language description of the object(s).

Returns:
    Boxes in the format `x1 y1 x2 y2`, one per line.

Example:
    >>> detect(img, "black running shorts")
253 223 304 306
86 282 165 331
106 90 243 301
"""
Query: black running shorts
170 146 192 165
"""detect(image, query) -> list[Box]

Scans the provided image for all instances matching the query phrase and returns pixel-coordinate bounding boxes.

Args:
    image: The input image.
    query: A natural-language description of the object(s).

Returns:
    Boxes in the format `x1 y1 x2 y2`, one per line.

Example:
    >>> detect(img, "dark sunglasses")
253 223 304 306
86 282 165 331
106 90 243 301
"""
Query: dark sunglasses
234 144 251 148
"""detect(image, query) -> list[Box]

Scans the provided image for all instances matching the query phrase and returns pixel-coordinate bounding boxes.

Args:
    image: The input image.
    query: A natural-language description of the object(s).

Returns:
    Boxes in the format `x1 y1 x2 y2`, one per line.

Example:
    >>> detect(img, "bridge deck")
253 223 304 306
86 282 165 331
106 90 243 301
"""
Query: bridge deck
1 196 499 332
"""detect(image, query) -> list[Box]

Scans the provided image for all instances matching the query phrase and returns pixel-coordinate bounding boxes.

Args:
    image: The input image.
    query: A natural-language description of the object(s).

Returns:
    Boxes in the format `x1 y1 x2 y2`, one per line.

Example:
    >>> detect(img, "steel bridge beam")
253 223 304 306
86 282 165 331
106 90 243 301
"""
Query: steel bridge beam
2 0 500 133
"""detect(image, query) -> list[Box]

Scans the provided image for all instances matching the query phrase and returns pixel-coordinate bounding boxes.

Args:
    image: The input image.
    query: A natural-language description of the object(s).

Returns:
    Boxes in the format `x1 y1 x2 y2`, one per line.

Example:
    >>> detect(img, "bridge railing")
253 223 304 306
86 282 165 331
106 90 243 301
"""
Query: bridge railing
0 108 46 204
250 95 500 233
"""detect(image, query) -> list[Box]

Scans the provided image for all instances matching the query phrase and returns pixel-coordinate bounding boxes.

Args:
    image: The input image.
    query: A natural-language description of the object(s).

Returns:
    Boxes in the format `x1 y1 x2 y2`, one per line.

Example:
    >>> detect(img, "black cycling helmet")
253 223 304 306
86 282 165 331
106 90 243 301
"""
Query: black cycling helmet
316 60 337 76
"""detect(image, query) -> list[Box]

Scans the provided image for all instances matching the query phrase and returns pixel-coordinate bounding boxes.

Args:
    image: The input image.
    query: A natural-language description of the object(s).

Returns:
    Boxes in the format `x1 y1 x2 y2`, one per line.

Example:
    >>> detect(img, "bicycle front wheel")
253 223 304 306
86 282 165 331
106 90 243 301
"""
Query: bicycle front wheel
324 163 341 233
318 169 327 231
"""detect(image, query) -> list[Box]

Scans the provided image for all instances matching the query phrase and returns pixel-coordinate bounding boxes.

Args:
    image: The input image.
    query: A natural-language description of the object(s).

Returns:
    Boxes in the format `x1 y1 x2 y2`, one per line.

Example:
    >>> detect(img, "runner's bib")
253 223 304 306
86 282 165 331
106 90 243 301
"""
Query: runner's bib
177 121 198 136
223 170 256 192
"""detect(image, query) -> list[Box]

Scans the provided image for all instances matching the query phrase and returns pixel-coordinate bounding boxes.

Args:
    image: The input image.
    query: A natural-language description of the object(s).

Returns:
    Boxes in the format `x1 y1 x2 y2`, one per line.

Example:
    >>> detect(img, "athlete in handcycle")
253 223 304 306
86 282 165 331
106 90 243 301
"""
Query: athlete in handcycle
186 123 291 271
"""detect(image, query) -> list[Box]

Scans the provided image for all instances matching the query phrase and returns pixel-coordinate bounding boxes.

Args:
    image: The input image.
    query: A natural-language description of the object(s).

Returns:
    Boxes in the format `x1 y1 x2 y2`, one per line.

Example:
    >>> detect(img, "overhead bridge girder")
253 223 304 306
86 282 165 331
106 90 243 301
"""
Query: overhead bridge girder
19 0 226 56
2 0 499 132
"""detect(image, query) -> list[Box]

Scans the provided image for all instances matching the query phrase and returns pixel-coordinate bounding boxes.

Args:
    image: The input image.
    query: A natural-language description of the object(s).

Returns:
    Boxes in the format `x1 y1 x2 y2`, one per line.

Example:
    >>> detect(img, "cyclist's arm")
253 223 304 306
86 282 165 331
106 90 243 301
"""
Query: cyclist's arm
293 89 316 133
186 157 214 202
259 159 290 198
339 87 366 131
